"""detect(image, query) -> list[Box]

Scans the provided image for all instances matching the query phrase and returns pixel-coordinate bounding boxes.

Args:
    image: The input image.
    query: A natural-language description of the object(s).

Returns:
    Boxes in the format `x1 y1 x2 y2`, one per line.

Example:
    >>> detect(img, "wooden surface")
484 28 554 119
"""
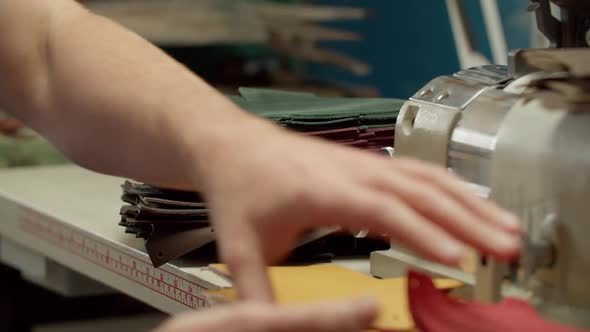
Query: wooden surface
85 0 370 74
87 0 268 45
86 0 367 43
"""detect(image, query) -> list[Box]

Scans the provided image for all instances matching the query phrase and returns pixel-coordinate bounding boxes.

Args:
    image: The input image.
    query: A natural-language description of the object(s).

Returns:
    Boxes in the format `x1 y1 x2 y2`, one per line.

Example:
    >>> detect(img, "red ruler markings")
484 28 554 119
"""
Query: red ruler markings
17 207 211 310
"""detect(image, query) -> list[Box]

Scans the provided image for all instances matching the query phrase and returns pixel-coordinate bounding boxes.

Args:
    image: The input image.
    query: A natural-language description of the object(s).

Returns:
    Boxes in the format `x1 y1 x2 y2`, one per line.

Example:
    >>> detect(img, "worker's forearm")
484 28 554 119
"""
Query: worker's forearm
0 0 273 188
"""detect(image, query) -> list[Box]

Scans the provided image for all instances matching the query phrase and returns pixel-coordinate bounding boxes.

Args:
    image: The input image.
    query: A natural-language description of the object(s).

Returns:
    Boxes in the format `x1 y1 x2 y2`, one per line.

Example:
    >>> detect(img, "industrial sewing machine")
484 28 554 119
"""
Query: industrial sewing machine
371 0 590 328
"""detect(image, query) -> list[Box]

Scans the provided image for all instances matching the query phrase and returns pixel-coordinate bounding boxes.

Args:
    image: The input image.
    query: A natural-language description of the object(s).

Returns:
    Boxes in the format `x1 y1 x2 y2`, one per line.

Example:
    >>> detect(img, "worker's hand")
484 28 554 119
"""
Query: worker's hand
195 125 521 302
153 299 377 332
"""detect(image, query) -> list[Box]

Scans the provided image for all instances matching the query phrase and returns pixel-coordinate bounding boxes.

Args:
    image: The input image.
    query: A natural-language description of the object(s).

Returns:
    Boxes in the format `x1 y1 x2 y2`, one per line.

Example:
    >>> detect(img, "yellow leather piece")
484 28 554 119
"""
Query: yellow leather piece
207 264 462 331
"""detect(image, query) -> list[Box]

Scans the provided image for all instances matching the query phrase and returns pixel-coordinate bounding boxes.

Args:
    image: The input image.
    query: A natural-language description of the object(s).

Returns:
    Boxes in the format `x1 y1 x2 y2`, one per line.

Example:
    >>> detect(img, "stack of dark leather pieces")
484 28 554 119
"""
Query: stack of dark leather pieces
120 88 403 267
231 88 402 151
120 181 218 267
304 126 395 151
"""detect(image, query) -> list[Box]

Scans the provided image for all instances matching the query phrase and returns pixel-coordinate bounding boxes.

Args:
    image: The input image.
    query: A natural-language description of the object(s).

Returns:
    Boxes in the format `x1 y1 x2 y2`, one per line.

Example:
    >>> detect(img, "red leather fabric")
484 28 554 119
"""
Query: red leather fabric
406 271 588 332
305 126 394 150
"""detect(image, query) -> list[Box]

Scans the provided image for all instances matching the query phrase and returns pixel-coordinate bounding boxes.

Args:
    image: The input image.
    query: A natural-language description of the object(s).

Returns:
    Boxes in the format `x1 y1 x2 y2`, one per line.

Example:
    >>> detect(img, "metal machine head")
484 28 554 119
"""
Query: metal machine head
371 1 590 328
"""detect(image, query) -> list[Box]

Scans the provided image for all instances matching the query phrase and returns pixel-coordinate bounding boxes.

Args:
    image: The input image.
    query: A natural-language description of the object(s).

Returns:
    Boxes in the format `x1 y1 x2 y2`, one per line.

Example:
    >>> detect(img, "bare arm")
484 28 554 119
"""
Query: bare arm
0 0 271 188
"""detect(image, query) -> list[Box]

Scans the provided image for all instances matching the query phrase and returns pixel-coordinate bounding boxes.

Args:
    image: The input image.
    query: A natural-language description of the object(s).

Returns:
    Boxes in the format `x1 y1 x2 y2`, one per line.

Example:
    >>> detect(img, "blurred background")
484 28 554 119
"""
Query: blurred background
0 0 541 169
82 0 536 98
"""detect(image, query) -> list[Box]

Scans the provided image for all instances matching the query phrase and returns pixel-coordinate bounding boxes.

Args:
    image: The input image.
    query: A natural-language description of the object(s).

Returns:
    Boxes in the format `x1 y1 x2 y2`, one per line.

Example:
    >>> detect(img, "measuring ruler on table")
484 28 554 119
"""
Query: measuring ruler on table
0 192 219 314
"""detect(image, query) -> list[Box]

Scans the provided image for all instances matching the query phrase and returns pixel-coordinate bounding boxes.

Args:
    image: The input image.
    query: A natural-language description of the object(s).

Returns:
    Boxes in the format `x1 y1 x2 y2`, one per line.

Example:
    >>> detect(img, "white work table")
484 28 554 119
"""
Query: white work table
0 165 369 314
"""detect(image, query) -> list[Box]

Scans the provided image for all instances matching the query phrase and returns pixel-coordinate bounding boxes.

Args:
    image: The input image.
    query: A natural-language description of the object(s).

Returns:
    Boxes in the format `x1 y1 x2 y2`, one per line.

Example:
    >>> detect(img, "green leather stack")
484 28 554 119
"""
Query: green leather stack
232 88 403 150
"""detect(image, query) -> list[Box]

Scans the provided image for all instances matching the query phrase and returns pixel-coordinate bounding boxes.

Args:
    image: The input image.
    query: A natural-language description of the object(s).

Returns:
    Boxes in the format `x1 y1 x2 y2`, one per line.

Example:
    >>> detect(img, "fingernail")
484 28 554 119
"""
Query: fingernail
494 233 521 253
353 298 379 317
439 241 465 263
499 213 522 231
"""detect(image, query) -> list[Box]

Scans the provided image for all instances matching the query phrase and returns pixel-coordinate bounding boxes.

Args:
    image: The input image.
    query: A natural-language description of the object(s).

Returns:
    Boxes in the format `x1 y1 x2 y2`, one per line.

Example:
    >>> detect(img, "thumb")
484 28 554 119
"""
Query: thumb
269 298 379 332
216 216 274 302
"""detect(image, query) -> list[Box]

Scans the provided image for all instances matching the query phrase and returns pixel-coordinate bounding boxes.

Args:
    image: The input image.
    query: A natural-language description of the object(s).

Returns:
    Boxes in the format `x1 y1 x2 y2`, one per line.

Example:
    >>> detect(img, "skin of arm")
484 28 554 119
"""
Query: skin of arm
0 0 522 306
0 0 272 188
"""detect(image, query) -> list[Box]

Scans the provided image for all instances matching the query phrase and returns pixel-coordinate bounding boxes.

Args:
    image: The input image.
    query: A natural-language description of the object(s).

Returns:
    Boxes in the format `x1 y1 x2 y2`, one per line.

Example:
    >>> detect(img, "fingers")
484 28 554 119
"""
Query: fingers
393 158 521 233
154 299 378 332
265 298 378 332
330 188 466 265
311 153 521 262
375 170 520 259
214 212 274 302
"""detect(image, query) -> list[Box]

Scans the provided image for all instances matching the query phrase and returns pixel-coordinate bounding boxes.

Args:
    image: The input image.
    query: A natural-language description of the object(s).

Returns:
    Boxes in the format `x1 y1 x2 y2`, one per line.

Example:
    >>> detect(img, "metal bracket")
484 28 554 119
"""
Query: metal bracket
410 76 490 111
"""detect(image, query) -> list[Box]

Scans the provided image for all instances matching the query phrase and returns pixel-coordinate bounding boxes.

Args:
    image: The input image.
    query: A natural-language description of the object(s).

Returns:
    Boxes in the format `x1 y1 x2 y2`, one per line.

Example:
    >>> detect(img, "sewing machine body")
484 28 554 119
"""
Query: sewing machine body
371 1 590 327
